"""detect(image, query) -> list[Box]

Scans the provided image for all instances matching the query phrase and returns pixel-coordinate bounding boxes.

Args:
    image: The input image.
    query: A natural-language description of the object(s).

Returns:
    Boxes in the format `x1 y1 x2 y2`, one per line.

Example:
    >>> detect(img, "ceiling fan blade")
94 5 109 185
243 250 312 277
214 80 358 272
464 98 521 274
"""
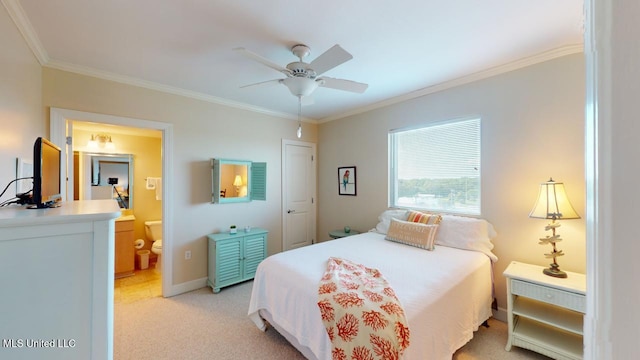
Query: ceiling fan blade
234 47 292 76
310 44 353 76
239 79 282 89
319 77 368 93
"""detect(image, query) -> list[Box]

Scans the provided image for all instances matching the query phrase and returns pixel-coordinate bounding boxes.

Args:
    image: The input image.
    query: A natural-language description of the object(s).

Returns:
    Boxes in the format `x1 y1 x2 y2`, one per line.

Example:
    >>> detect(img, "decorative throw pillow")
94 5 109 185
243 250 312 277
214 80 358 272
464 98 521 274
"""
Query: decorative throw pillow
385 218 439 250
407 210 442 225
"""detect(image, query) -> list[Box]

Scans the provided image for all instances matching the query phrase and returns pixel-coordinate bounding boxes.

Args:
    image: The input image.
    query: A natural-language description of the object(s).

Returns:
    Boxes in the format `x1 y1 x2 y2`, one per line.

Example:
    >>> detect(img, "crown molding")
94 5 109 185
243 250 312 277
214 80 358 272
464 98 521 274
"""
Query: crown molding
45 44 583 125
4 0 582 125
44 59 307 121
1 0 301 121
319 44 585 123
2 0 49 64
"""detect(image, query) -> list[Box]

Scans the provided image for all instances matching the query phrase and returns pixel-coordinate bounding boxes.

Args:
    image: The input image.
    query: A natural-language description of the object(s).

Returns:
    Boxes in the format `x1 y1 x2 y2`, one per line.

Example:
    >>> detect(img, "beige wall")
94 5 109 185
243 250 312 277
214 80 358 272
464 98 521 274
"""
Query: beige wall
0 5 43 188
41 68 318 285
318 53 586 312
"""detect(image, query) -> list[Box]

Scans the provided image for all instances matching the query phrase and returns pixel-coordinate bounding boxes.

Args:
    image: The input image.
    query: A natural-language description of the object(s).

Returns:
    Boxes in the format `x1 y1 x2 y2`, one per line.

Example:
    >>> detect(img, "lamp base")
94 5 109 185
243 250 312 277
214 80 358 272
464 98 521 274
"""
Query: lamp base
543 263 567 278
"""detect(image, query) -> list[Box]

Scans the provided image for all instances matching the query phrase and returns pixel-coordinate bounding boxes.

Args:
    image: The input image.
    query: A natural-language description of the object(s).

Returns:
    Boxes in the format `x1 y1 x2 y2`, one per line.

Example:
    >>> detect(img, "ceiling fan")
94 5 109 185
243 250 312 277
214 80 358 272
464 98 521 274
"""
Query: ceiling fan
234 44 368 99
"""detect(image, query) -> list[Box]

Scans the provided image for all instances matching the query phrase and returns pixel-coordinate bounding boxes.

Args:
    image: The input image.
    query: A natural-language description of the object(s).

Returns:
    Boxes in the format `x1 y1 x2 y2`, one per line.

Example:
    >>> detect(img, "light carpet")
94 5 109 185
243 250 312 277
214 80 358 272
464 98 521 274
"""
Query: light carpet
114 281 551 359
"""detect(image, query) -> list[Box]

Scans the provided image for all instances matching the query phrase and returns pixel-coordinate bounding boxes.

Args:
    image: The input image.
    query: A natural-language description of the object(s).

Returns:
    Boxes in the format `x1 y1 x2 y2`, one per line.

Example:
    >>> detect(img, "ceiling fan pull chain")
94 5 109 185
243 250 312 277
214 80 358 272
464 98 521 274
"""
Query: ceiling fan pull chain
297 96 302 138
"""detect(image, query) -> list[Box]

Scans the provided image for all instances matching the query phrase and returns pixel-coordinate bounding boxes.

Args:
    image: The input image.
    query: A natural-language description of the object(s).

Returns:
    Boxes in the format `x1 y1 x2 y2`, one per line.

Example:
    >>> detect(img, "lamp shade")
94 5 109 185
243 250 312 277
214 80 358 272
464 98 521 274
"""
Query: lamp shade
233 175 243 187
529 178 580 220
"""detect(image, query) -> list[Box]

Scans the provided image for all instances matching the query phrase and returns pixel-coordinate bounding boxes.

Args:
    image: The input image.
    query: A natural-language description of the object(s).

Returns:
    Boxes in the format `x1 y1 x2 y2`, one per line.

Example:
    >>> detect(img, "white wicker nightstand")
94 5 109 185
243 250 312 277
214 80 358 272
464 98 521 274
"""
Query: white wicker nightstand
503 261 586 360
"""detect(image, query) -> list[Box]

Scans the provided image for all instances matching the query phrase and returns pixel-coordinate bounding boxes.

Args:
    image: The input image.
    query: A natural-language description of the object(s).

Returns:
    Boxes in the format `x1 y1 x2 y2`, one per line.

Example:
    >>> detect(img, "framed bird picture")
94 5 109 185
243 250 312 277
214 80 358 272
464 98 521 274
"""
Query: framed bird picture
338 166 356 196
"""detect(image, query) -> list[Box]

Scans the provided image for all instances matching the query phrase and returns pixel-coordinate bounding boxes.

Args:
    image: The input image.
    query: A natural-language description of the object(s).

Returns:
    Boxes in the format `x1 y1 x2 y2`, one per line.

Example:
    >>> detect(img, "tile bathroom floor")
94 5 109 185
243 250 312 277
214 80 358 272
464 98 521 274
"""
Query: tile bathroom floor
114 263 162 304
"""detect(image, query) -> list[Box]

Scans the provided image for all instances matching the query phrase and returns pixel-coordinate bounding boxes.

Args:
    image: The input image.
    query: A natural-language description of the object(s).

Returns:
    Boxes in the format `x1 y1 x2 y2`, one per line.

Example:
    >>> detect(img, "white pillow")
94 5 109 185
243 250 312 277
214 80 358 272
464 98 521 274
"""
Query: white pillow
372 209 408 234
435 215 498 262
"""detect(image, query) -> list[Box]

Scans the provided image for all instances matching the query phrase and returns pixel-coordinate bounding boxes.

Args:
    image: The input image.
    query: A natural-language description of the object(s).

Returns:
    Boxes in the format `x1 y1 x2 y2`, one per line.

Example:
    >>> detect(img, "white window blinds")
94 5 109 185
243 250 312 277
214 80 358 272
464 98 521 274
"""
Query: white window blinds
389 118 481 215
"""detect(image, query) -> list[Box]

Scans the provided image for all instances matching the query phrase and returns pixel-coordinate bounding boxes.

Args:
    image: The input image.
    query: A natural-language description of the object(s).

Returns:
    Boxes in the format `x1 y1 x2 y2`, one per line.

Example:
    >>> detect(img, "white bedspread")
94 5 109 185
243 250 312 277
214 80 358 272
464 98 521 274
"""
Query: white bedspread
248 232 493 360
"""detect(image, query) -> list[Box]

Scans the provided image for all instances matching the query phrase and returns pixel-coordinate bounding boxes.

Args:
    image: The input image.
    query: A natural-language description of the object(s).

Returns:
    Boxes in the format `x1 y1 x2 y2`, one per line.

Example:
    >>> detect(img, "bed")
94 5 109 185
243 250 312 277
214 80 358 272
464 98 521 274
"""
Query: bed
248 210 498 360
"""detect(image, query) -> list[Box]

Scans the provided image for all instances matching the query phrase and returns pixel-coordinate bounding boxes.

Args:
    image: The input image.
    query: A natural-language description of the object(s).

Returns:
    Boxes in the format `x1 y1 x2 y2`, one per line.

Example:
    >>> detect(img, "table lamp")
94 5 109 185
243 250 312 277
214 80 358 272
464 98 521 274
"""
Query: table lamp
233 175 243 195
529 178 580 278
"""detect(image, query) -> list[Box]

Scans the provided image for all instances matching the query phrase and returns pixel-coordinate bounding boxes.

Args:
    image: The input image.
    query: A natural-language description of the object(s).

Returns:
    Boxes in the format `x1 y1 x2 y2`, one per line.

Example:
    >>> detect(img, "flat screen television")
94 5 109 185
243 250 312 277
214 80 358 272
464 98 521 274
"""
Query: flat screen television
31 137 62 208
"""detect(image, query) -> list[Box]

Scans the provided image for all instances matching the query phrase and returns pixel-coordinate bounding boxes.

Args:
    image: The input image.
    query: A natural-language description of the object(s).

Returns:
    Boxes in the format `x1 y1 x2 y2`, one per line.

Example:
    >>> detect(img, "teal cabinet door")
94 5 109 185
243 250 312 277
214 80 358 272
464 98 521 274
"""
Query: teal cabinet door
243 233 267 279
207 229 268 293
215 238 243 289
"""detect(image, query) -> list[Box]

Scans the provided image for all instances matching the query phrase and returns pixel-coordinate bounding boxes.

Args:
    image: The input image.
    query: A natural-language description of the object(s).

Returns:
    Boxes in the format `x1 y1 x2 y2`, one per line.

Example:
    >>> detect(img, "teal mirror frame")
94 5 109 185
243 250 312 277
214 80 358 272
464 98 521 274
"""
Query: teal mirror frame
211 158 266 204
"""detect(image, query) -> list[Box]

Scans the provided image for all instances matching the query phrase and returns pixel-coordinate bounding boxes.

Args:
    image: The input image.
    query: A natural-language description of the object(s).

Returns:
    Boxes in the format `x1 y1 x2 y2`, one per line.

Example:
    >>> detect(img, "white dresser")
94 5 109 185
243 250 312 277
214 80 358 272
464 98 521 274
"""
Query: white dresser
0 200 120 360
504 261 586 360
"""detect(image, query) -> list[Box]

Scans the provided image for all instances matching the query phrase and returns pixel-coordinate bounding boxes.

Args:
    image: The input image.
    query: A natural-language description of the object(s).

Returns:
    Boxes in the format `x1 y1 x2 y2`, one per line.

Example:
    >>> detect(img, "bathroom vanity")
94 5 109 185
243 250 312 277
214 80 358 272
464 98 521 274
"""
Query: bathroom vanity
0 199 120 360
115 214 135 278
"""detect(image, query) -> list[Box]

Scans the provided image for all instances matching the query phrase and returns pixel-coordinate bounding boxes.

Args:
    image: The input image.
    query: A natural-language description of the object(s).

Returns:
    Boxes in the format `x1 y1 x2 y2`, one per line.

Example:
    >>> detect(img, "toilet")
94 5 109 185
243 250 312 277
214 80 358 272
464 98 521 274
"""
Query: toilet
144 220 162 271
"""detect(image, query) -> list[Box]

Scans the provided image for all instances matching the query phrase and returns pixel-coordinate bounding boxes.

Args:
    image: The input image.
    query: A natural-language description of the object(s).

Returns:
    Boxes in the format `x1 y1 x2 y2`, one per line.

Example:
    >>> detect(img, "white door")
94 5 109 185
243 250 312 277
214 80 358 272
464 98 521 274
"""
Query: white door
282 140 316 251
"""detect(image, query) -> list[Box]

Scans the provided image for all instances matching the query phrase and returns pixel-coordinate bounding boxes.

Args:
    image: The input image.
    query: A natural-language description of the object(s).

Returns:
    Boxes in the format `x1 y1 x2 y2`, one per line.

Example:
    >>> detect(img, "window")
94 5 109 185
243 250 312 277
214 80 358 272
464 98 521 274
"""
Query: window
389 118 481 215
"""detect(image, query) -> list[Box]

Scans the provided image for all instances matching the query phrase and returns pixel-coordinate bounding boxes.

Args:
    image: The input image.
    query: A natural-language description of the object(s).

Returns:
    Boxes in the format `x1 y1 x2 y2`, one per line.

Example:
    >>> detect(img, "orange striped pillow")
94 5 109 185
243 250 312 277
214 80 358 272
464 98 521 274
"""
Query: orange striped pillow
407 210 442 225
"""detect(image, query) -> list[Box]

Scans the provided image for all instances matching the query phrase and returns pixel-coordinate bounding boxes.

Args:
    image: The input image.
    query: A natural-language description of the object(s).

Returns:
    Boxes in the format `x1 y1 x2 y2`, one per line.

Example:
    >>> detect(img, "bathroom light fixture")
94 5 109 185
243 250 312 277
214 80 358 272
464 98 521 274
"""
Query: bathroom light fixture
87 134 98 149
105 137 115 151
88 134 115 151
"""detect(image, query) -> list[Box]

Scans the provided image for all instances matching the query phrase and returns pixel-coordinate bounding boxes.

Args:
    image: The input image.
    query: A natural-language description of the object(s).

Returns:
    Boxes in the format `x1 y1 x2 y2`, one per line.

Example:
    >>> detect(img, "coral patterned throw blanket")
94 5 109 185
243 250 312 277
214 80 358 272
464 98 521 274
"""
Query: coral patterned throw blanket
317 257 410 360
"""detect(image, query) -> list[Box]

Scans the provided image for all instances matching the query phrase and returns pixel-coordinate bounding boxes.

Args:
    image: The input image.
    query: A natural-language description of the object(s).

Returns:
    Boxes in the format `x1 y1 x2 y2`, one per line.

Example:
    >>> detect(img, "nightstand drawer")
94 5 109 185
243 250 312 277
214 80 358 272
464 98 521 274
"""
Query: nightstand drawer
511 279 585 313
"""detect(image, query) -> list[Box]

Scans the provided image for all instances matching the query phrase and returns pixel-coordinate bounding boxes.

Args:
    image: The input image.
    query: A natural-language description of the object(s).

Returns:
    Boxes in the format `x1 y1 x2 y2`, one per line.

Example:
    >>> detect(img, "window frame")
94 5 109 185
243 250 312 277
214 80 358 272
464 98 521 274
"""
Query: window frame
388 117 481 215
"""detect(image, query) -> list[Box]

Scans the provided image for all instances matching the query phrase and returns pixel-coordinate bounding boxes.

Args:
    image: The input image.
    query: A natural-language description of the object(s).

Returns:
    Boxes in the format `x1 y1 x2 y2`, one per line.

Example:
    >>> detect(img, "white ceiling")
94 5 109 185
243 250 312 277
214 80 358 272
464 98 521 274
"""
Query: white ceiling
7 0 583 122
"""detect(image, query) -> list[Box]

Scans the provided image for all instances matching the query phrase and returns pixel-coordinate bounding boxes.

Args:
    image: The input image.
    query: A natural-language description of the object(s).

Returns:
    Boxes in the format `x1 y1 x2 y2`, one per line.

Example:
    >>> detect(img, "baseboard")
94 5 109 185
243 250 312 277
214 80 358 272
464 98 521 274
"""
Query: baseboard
492 307 508 323
164 277 209 297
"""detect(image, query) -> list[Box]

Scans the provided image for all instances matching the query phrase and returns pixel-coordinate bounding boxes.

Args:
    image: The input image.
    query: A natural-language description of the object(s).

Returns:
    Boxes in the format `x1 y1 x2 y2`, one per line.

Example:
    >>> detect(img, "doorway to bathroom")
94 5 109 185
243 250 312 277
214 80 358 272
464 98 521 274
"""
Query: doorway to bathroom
74 121 163 303
50 108 173 301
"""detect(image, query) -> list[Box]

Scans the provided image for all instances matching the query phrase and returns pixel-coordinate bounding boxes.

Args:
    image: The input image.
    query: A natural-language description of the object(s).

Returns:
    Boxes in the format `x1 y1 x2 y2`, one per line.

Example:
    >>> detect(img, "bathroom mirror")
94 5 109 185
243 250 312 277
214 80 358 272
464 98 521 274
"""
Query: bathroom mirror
79 152 134 209
211 158 266 204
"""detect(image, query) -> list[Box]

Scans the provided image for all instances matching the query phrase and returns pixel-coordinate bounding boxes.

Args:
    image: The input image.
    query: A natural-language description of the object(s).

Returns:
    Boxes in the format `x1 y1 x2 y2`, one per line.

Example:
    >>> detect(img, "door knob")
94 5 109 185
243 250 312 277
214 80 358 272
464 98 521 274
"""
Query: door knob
287 209 295 213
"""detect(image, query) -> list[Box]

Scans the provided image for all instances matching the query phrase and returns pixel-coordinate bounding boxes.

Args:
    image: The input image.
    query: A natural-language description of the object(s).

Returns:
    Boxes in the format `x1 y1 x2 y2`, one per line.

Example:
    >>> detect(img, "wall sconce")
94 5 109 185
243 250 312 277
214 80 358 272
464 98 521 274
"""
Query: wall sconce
233 175 243 195
529 178 580 278
88 134 115 151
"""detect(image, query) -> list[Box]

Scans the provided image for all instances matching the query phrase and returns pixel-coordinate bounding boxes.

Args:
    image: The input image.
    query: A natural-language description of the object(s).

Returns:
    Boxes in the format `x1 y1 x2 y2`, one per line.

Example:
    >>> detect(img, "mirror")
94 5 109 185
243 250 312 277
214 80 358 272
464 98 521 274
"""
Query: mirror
78 152 134 208
211 158 267 204
212 159 250 203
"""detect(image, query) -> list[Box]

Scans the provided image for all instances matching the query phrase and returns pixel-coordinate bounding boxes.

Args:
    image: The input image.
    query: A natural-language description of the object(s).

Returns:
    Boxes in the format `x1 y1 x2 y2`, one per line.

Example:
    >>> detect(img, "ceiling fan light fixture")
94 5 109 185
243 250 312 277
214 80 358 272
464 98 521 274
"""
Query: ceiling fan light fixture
281 77 319 97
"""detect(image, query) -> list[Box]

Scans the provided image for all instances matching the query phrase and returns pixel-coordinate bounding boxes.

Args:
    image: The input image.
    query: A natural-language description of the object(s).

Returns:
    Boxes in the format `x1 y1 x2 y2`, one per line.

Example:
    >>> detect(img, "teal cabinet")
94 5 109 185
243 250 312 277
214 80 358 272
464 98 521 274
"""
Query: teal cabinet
207 228 268 293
